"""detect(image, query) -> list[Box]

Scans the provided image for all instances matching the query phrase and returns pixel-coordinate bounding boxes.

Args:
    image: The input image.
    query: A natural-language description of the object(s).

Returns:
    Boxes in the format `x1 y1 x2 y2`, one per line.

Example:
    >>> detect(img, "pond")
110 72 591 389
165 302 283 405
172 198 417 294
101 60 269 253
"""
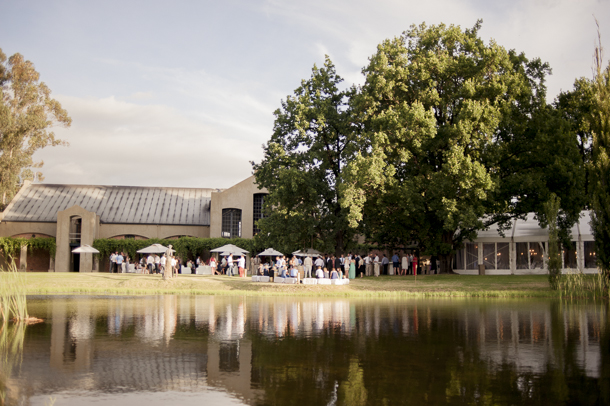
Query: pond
1 295 608 405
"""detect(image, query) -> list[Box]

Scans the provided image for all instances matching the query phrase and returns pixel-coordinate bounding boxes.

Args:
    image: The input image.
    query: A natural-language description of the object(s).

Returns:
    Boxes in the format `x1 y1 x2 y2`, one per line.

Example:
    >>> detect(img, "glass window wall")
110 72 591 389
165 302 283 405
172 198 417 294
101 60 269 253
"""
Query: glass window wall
453 248 465 270
563 242 578 269
530 242 544 269
222 208 242 238
466 243 478 270
497 243 510 269
483 243 496 270
516 242 528 269
584 241 597 269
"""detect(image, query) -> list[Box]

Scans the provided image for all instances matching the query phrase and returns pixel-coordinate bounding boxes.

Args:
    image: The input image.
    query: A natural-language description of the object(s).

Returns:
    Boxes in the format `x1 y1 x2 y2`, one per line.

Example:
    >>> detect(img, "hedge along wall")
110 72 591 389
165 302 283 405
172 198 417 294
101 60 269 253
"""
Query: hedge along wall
0 237 57 270
93 237 265 262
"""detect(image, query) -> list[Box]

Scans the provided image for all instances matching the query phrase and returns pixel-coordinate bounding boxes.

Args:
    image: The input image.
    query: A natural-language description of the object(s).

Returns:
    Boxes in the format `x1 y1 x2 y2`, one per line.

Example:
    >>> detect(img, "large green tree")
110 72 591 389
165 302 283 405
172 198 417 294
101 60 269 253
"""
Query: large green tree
340 21 583 273
0 49 71 210
252 57 357 254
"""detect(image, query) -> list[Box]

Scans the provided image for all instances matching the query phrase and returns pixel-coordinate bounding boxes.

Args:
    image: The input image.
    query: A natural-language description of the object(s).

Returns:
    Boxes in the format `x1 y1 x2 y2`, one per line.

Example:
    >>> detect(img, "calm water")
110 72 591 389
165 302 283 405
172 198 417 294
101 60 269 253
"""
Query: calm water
1 295 609 405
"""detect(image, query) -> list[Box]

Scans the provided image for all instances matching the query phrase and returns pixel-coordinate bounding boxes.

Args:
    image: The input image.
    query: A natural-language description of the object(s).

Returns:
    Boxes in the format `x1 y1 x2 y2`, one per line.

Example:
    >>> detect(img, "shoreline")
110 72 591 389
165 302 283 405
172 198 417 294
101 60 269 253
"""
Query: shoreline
13 272 580 299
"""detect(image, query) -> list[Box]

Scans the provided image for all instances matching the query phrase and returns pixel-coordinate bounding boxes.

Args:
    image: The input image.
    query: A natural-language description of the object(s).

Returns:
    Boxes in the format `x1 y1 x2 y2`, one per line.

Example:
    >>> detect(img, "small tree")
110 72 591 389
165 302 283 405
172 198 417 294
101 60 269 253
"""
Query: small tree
252 57 358 255
0 49 71 210
589 23 610 283
544 194 562 290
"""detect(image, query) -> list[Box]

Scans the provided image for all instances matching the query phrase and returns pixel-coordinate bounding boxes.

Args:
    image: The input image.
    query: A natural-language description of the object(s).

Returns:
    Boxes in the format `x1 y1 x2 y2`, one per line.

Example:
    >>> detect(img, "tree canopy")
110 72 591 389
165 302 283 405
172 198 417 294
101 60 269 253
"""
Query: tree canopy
339 21 584 272
0 49 71 210
252 57 358 254
253 21 592 269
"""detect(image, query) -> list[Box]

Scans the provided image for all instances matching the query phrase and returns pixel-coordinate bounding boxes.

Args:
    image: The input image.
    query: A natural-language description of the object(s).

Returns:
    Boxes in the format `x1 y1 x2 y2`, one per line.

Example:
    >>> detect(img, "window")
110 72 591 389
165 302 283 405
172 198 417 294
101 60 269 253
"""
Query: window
222 209 242 238
253 193 267 235
69 216 82 244
453 248 464 270
466 243 478 270
497 243 510 269
584 241 597 269
530 242 544 269
483 243 496 270
516 242 528 269
563 241 578 269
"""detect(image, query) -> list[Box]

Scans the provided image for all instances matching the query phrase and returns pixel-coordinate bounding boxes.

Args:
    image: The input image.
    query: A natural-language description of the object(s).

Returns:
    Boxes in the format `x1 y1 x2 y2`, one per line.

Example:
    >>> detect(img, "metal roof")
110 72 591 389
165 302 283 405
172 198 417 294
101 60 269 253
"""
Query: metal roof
2 184 214 225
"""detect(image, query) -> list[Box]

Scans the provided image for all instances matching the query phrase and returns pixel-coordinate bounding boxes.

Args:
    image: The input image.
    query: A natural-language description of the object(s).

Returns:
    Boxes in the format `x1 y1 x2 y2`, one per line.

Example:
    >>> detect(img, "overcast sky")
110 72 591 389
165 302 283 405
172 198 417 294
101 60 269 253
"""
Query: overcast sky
1 0 609 189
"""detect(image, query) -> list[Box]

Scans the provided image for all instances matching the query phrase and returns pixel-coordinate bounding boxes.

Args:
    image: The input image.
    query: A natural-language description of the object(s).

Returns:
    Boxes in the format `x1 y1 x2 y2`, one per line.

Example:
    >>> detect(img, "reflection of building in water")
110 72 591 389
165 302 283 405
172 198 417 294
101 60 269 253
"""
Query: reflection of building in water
249 299 353 338
472 306 603 377
11 296 608 405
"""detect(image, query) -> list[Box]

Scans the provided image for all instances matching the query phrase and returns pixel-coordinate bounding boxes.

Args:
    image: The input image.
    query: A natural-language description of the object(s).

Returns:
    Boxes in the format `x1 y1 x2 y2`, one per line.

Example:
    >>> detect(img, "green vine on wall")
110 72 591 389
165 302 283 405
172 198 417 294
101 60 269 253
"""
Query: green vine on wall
0 237 56 259
92 237 264 261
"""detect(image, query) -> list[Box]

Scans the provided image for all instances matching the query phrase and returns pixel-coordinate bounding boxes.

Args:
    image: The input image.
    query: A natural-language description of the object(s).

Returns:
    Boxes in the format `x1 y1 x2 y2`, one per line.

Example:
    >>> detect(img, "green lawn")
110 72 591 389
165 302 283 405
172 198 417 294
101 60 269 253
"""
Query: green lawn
15 272 561 298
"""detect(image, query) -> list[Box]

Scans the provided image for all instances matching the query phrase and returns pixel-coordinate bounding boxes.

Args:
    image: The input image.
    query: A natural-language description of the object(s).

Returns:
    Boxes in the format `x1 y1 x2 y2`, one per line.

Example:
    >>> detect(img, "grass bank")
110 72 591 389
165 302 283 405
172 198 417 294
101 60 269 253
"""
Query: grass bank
15 272 570 298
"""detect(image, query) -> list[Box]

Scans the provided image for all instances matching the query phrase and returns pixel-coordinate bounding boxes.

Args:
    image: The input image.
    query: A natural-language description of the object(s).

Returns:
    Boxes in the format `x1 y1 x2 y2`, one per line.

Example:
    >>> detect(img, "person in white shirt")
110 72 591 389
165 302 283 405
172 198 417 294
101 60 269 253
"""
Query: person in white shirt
116 253 124 273
373 254 380 277
109 252 116 273
227 254 234 276
364 254 372 276
171 257 177 275
315 266 324 279
238 255 246 277
154 255 161 274
304 255 313 278
314 256 324 269
146 254 154 274
160 254 167 274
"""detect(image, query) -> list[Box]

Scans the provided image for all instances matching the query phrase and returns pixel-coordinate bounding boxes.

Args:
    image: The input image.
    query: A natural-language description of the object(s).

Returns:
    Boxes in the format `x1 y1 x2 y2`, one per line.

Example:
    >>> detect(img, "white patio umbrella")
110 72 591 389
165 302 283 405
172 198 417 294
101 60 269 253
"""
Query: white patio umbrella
71 244 99 254
137 243 175 254
258 248 284 257
210 244 248 254
220 251 247 257
293 248 322 257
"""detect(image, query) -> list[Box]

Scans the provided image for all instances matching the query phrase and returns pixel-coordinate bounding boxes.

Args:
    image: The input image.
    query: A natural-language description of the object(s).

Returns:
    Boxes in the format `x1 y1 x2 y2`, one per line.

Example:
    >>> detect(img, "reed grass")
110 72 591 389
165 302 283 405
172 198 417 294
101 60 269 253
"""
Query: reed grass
558 269 609 300
0 262 29 323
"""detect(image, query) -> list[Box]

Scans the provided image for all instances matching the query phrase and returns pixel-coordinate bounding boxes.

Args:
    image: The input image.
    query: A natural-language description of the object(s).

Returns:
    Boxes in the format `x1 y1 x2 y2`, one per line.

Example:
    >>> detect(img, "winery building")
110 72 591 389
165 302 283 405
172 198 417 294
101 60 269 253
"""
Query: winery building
0 176 267 272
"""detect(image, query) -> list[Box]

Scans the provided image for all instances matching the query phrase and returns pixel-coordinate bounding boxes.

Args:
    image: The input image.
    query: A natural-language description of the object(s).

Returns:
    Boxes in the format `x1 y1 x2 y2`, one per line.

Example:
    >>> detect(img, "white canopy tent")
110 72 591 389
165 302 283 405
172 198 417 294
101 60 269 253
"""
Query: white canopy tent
454 211 596 275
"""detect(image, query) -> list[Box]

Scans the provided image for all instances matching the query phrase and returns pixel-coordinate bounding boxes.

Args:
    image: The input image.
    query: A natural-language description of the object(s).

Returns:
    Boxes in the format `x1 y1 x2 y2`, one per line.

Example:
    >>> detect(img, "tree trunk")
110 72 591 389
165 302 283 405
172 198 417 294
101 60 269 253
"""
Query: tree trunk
438 231 457 274
335 229 344 256
438 253 455 274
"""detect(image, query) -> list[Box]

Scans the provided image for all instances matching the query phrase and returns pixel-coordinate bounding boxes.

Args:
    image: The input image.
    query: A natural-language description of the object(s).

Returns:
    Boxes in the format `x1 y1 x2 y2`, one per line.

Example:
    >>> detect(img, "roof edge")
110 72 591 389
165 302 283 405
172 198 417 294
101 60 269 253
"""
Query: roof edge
2 180 32 220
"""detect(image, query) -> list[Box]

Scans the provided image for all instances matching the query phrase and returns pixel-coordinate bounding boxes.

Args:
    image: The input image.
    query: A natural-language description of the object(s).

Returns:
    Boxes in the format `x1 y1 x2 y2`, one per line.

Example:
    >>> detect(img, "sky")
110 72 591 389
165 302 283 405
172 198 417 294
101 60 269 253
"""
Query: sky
1 0 609 189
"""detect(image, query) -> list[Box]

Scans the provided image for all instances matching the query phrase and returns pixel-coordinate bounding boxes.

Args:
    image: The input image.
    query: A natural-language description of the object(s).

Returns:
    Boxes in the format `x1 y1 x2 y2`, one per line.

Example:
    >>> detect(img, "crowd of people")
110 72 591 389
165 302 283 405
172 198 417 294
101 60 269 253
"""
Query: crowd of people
108 251 182 276
108 250 422 278
251 252 421 280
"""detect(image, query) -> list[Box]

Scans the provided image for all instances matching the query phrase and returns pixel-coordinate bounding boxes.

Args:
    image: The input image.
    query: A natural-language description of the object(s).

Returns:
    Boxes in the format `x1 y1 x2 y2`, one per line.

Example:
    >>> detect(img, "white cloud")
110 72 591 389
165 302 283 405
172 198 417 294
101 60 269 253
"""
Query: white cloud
129 91 154 100
34 95 263 188
261 0 610 99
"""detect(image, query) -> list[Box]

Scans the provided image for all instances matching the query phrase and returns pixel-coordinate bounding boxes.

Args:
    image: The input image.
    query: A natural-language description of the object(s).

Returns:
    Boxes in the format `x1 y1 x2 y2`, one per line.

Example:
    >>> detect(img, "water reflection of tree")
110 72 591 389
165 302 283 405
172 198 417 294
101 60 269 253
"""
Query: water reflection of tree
247 302 608 406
